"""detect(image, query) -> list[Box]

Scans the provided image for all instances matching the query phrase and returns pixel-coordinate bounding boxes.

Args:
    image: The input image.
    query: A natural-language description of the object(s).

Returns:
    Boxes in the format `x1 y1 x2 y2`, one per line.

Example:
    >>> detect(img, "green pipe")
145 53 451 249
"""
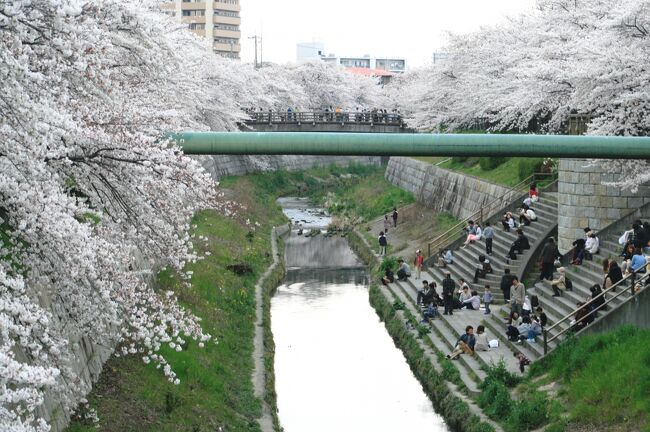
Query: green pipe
169 132 650 159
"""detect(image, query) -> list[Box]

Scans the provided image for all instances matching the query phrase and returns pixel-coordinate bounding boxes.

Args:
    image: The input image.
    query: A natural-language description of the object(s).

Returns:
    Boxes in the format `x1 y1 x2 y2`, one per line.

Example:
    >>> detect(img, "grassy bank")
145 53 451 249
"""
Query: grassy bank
476 326 650 432
223 163 415 223
436 157 547 187
68 177 286 432
67 163 415 432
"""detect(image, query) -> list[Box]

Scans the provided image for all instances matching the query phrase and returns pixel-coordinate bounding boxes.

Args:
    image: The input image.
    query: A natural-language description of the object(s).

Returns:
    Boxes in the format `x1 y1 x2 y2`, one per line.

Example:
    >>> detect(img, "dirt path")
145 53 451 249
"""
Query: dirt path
252 226 288 432
362 203 456 259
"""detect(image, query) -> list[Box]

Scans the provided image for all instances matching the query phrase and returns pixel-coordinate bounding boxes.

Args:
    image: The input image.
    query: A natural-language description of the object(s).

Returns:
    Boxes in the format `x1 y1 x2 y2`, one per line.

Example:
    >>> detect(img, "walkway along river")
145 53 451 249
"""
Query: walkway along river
271 198 448 431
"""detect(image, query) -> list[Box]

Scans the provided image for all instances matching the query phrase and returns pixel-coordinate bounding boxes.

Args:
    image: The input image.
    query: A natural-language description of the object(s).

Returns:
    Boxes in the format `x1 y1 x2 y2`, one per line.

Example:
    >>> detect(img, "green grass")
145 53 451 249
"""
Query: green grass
311 168 415 222
528 326 650 431
436 157 546 187
67 177 286 432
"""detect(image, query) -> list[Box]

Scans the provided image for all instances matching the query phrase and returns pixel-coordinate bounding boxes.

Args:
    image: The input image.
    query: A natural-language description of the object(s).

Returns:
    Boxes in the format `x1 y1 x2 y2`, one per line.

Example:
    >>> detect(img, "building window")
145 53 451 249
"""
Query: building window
215 0 239 4
189 23 205 30
214 9 239 17
214 24 239 31
182 10 206 16
214 37 238 44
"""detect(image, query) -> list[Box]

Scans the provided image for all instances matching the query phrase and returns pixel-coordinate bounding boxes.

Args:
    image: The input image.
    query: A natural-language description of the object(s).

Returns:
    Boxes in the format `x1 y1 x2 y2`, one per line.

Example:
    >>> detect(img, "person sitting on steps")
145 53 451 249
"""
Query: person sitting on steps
583 231 600 261
506 229 530 260
446 326 476 360
417 280 436 307
396 259 411 281
462 290 481 310
519 204 537 226
381 268 394 286
551 267 567 297
437 248 453 267
473 254 493 283
463 222 482 247
475 325 489 351
570 227 592 265
604 260 623 291
502 212 516 232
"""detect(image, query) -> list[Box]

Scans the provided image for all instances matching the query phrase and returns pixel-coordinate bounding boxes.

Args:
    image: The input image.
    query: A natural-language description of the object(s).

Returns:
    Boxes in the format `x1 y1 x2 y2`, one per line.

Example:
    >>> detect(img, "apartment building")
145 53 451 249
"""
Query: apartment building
161 0 241 59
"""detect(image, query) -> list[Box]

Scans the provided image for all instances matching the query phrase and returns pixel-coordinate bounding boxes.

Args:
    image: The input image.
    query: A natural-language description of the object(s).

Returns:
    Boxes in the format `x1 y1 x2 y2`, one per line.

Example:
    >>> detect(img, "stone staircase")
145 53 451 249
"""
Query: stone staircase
381 191 560 389
485 201 650 361
426 192 559 304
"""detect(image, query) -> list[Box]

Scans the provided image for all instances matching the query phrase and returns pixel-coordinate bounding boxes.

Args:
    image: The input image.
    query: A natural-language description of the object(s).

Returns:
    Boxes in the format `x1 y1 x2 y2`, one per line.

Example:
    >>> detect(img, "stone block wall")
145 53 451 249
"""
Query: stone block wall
384 157 515 220
196 155 381 180
558 159 650 252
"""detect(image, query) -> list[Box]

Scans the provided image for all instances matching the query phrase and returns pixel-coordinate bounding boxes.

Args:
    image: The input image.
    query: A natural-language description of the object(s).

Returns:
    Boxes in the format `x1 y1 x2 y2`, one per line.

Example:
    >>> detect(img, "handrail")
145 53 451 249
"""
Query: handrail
543 264 650 354
242 110 405 126
425 172 556 261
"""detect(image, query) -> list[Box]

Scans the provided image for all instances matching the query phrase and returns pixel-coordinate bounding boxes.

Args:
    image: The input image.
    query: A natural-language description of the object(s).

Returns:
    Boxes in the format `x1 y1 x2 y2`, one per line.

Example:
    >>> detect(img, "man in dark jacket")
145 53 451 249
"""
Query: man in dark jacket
442 273 456 316
500 268 515 302
540 238 561 280
417 280 436 306
507 229 530 260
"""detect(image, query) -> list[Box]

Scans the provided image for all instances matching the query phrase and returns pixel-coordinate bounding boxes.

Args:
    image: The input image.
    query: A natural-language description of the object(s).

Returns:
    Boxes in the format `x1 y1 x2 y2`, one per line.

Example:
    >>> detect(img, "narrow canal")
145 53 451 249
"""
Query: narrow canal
272 198 448 432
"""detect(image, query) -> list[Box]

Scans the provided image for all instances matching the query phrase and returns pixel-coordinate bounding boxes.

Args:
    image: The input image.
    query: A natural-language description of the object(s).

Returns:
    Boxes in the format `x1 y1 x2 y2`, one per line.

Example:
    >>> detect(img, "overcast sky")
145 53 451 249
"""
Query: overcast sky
240 0 536 68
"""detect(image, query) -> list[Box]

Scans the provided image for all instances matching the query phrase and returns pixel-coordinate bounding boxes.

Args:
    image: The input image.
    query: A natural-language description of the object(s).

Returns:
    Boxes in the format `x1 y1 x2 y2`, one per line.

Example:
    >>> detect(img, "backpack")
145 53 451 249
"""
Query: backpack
531 295 540 308
565 276 573 291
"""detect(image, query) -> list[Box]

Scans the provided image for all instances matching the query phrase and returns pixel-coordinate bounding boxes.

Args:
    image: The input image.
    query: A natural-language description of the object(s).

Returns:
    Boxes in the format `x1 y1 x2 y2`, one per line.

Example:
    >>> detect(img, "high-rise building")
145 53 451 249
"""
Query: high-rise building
161 0 241 59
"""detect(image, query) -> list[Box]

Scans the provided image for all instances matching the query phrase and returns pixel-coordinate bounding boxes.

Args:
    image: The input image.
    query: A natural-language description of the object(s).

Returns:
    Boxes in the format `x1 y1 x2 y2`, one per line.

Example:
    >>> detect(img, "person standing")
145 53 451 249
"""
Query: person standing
483 285 493 315
378 231 388 256
500 268 515 303
392 207 399 227
540 238 560 281
442 272 455 316
483 222 494 255
383 214 391 233
511 276 526 316
414 250 424 280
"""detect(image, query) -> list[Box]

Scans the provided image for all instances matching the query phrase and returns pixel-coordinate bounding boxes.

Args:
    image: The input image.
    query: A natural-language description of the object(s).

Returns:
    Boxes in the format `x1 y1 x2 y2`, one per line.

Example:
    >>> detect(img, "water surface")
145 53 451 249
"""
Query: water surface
272 198 448 432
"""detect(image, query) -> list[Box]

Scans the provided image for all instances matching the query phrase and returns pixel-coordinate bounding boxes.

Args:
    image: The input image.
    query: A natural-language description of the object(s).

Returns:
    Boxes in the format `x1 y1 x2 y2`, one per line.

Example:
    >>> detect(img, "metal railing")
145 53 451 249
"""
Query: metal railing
425 172 556 261
243 111 405 126
543 265 650 355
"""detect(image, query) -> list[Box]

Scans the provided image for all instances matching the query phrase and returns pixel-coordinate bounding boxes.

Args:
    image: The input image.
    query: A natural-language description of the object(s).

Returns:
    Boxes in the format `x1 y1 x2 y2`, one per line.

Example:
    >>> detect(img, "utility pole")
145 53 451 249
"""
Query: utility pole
248 35 258 68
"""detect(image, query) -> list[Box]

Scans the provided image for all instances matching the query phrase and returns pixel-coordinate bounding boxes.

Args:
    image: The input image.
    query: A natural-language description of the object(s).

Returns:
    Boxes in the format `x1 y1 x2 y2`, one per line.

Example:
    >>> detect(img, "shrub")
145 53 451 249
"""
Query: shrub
479 157 509 171
506 392 549 432
379 256 398 274
452 156 470 164
478 378 512 419
517 158 545 180
485 360 522 388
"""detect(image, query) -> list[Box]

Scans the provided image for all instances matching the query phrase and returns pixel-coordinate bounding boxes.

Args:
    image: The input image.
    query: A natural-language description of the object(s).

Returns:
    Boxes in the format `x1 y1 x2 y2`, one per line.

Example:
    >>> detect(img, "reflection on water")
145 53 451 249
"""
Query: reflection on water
273 198 447 432
272 270 448 432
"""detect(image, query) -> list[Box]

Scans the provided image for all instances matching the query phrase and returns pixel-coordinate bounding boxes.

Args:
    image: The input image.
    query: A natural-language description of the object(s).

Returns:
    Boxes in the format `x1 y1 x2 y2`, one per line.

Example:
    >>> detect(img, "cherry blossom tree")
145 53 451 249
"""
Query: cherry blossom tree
1 0 389 429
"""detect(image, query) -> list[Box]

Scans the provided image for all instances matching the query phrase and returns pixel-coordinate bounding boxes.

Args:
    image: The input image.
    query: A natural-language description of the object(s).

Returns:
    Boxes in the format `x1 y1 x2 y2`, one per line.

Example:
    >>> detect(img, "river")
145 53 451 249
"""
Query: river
272 198 448 432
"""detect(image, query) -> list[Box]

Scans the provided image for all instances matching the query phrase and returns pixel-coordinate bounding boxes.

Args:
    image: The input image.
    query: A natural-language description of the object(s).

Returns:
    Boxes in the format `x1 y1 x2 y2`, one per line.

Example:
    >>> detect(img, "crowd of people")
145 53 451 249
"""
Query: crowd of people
243 106 403 124
375 184 650 373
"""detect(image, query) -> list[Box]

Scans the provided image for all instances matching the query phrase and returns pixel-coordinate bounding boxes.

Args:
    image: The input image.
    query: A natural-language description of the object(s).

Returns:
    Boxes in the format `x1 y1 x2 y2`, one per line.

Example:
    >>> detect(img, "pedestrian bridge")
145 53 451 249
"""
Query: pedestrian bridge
242 111 412 133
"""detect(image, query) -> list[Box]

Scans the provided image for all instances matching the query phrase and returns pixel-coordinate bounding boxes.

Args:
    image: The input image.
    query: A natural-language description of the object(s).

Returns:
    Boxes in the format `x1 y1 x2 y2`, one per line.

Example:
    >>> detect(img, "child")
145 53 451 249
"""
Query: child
514 351 531 373
535 307 547 328
483 285 493 315
383 214 391 233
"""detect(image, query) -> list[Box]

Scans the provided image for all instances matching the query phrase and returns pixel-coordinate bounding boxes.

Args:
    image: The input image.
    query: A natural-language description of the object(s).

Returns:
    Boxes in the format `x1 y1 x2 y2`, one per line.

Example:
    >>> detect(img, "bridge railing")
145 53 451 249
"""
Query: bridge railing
243 111 405 127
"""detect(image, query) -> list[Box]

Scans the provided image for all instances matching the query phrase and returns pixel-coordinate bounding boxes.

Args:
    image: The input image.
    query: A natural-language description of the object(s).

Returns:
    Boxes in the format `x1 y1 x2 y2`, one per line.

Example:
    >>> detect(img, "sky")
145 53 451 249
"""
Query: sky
240 0 536 68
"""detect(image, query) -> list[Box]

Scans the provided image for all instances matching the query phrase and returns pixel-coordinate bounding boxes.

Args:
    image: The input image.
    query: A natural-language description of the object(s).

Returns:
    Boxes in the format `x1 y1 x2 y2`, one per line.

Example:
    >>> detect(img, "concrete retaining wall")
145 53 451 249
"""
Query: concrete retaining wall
557 159 650 252
384 157 515 219
196 155 381 180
